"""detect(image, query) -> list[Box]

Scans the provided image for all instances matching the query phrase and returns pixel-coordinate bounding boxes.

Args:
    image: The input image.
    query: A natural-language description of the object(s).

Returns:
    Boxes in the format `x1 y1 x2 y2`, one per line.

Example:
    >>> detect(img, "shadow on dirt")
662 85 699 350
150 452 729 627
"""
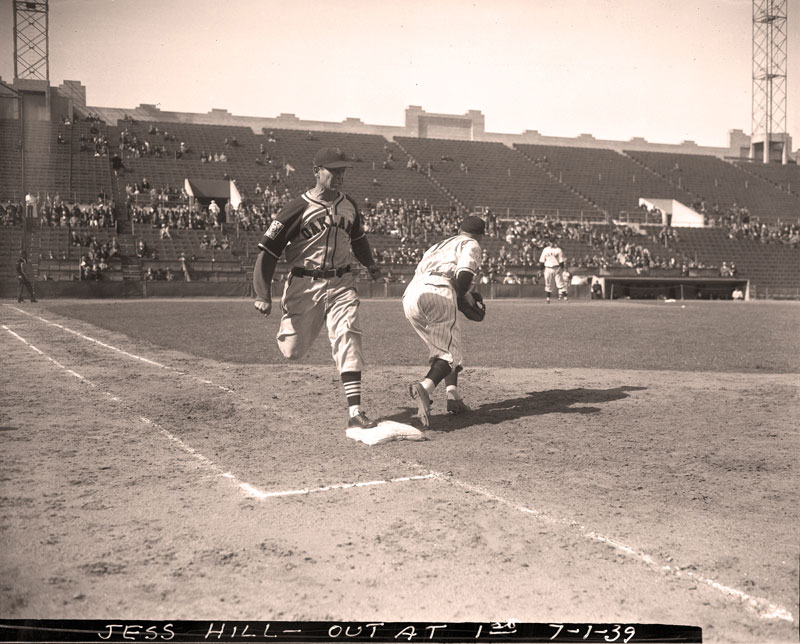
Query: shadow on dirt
389 385 648 431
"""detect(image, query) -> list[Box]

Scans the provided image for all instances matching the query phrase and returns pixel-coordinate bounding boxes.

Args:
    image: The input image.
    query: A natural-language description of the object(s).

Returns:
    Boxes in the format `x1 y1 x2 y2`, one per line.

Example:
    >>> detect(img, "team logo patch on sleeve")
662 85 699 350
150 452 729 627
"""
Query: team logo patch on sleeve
265 220 284 240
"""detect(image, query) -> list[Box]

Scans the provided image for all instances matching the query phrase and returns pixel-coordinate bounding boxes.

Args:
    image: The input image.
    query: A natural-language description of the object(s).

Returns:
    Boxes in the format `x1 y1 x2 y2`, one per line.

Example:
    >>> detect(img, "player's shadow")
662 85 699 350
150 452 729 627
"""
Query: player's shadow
390 385 647 432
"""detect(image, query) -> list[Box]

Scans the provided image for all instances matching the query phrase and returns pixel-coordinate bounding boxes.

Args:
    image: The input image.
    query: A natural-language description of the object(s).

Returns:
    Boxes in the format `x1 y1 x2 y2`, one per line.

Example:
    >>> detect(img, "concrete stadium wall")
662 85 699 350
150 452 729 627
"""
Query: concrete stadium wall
1 279 589 301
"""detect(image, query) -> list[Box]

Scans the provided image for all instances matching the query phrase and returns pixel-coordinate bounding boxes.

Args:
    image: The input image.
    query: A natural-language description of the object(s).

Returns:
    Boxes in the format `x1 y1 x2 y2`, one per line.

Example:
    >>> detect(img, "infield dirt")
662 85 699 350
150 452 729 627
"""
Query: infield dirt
1 299 798 643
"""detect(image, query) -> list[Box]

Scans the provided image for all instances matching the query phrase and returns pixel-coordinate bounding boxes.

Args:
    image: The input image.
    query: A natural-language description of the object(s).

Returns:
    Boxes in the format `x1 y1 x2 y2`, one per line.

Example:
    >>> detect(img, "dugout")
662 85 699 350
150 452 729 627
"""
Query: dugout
600 275 750 301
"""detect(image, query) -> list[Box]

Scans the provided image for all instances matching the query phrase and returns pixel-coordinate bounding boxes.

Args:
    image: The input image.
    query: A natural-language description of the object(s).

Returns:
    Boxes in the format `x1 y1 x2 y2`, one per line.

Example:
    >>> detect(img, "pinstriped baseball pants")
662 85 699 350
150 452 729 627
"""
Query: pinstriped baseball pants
544 267 566 293
402 277 463 369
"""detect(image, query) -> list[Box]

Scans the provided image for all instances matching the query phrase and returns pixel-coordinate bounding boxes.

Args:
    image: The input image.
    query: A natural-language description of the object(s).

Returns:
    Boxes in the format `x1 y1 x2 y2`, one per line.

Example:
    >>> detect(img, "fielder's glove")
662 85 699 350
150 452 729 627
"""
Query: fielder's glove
457 291 486 322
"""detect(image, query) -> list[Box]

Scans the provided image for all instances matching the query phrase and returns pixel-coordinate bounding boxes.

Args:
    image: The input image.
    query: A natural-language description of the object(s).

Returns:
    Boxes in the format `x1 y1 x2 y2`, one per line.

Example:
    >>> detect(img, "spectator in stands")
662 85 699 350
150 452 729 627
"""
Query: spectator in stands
110 153 125 176
79 254 91 280
136 238 147 259
502 271 518 285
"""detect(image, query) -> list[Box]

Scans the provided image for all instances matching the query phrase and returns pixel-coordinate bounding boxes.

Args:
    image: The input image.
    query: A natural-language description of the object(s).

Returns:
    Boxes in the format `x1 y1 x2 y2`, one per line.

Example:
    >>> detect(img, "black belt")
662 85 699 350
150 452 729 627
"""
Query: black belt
291 265 351 279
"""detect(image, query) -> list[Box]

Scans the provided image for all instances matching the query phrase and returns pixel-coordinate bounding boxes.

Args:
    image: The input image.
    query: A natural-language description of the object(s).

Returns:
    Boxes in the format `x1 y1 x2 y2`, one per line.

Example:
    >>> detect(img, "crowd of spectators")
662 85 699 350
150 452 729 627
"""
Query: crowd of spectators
119 127 178 159
144 266 176 281
359 197 493 243
130 202 224 232
0 200 25 226
689 200 800 247
724 215 800 247
125 179 186 205
78 120 110 157
25 193 118 229
72 231 119 280
200 150 228 163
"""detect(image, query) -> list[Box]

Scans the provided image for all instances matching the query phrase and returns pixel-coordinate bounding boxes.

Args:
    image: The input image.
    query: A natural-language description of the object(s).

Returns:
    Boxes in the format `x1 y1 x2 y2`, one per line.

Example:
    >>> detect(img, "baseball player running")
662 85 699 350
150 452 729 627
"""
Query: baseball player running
539 236 567 303
403 215 485 428
253 147 382 431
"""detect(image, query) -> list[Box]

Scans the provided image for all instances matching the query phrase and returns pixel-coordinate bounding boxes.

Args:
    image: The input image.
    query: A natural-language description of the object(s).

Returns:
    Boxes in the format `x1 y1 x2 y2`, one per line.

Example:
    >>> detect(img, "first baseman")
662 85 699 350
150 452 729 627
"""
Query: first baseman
539 237 567 303
16 250 37 303
253 147 382 431
403 215 486 428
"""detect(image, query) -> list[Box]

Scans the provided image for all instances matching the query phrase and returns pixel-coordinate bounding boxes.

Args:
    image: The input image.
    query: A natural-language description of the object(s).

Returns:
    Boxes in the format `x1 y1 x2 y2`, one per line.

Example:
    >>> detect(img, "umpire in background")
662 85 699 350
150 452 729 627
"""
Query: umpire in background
16 249 37 303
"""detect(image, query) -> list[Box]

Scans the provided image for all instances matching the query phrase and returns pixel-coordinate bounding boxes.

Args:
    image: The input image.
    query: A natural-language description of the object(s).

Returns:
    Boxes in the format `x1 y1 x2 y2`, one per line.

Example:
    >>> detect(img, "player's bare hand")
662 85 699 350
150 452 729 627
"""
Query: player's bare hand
367 264 382 281
254 298 272 316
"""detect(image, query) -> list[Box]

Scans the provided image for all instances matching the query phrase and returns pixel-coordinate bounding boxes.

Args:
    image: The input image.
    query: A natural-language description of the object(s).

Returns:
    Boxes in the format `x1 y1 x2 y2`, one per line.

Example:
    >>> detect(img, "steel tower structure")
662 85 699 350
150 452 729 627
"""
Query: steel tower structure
751 0 789 163
13 0 49 81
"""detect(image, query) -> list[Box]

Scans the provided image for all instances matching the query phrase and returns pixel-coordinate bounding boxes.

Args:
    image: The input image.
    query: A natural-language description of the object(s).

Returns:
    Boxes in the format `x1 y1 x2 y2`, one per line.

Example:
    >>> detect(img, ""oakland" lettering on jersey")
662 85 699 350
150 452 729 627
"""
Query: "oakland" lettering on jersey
300 213 353 239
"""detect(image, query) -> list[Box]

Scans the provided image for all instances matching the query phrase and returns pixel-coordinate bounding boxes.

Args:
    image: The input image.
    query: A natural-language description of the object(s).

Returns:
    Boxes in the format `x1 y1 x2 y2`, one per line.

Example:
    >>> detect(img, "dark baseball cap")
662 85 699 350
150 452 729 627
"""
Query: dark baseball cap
460 215 486 236
313 147 353 169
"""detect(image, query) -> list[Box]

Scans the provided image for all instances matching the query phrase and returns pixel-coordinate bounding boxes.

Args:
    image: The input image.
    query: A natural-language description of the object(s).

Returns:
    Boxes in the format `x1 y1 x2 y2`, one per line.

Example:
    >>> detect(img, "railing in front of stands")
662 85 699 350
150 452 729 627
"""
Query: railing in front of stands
473 206 608 222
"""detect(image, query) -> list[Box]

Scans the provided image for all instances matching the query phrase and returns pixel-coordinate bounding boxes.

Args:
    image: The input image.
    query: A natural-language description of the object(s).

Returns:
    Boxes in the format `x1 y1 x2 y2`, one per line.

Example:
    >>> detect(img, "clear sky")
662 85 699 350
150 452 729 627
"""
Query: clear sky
1 0 798 148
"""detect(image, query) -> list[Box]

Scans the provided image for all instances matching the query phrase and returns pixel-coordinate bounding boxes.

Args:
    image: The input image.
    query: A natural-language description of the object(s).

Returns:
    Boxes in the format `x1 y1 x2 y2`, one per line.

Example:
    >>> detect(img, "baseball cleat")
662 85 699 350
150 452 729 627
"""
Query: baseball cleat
347 411 377 429
446 398 470 414
408 382 431 428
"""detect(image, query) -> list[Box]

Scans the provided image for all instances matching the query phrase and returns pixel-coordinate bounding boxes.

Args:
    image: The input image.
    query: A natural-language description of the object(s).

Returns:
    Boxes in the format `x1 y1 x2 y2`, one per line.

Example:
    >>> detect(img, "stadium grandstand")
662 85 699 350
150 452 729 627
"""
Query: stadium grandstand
1 77 798 300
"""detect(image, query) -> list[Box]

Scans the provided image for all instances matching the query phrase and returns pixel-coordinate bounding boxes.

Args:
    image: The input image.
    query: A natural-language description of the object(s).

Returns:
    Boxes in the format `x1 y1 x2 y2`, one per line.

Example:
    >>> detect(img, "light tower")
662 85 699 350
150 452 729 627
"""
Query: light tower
751 0 789 164
13 0 49 81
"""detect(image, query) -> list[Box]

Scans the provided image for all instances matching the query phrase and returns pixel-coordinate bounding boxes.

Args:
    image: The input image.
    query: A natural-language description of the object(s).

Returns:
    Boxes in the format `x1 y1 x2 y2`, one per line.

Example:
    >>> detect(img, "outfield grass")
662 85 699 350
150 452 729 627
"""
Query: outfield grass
42 298 800 373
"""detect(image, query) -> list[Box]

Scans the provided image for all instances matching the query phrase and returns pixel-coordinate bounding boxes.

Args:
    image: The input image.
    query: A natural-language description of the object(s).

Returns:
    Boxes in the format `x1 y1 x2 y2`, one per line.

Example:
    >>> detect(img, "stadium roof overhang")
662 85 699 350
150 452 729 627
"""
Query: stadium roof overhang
184 178 241 208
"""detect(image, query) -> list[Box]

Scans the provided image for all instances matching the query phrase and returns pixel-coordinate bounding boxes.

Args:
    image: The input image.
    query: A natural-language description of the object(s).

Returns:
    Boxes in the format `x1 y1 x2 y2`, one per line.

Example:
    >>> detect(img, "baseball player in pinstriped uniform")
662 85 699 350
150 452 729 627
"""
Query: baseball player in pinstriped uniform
403 215 485 428
253 147 382 431
539 237 567 303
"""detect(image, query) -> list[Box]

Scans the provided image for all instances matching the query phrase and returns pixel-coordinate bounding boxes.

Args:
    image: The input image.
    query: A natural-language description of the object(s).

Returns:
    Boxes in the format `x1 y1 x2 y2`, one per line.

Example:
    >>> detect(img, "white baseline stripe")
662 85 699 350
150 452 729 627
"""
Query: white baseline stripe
228 473 436 499
429 471 794 624
8 307 236 394
3 325 433 503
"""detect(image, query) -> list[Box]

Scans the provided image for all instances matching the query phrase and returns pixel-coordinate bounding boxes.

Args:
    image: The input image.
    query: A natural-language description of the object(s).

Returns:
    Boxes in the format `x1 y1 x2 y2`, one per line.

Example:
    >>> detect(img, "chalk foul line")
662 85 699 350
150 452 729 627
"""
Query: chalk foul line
8 307 237 394
3 324 434 505
428 471 794 624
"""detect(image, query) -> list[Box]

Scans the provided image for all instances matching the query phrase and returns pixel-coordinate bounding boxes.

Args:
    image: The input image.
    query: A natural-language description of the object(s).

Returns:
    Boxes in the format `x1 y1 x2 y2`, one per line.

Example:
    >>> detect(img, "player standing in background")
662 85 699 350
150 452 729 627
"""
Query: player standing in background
16 249 37 303
539 236 567 303
253 147 382 431
403 216 485 428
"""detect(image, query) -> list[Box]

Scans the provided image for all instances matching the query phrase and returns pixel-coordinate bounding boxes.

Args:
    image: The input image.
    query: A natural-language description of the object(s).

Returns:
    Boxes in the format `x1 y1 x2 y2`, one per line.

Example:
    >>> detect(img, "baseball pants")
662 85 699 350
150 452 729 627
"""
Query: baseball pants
543 267 566 293
17 276 35 301
402 278 463 370
276 274 364 373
